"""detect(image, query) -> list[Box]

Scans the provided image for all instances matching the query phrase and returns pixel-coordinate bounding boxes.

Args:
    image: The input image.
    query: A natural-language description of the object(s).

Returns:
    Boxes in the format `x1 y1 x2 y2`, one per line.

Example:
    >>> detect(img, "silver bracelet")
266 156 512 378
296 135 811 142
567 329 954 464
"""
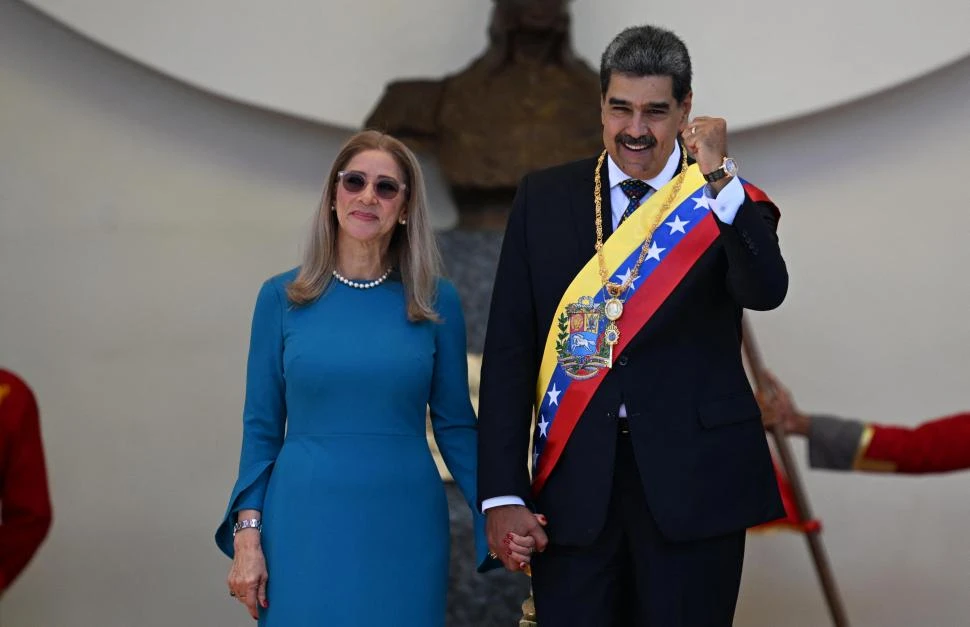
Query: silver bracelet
232 518 262 536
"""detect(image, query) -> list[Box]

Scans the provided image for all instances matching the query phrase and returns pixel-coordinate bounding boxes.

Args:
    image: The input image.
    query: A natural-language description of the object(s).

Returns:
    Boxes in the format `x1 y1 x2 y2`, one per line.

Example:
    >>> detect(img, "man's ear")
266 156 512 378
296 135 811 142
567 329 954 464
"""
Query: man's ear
679 91 694 131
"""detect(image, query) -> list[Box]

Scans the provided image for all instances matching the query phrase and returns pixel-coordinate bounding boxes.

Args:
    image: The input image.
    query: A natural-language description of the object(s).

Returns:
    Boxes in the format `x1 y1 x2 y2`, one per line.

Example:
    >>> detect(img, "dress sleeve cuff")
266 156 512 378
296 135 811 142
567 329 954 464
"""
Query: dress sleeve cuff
214 460 274 557
807 414 865 471
473 510 503 573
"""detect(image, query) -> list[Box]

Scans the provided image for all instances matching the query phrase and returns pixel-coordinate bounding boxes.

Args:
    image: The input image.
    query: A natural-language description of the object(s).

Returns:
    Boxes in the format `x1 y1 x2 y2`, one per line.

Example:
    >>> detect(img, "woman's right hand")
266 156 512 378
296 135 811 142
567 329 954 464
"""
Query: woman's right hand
227 530 269 620
503 513 548 571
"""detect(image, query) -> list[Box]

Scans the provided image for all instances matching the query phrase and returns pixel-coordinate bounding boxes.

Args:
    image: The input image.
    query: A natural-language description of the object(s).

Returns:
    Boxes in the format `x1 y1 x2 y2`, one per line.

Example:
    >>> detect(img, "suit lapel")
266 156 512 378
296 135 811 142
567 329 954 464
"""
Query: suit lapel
568 155 612 261
601 156 615 241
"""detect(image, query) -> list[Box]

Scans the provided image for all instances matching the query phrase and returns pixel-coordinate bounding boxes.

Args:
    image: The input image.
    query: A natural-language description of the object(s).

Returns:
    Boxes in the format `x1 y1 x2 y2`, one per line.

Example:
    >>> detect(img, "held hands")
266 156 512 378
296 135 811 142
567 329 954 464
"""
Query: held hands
683 116 731 193
485 505 549 572
227 529 269 620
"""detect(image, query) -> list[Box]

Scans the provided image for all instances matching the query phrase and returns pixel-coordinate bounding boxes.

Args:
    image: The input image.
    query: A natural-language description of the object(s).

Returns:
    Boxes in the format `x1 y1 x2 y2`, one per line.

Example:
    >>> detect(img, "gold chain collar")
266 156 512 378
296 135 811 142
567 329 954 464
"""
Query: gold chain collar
593 144 688 298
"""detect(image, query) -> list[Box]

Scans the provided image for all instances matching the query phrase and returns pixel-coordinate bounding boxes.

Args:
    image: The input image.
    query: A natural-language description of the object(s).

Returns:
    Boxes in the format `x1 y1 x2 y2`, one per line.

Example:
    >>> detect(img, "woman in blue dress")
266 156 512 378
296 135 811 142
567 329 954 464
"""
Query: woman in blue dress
215 131 528 625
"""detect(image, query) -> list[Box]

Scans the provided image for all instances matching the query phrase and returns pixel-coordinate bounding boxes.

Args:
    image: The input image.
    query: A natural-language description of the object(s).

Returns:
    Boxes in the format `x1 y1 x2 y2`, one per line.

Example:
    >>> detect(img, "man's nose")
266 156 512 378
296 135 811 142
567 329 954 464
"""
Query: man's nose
628 112 650 136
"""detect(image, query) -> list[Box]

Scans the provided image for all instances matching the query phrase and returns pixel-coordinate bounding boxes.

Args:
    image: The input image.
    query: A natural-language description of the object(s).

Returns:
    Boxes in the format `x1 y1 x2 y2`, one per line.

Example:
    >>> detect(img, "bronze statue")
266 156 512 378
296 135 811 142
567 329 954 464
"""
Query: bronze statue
365 0 602 223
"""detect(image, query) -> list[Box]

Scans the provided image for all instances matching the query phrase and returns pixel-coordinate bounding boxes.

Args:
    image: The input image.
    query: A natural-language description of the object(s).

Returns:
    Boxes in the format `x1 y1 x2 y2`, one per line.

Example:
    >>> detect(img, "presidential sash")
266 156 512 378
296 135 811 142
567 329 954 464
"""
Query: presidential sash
531 165 768 495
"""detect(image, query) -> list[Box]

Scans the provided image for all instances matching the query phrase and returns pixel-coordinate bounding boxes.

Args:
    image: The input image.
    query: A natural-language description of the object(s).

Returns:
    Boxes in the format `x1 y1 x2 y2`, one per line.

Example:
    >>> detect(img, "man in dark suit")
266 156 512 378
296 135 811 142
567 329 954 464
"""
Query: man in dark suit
478 24 788 625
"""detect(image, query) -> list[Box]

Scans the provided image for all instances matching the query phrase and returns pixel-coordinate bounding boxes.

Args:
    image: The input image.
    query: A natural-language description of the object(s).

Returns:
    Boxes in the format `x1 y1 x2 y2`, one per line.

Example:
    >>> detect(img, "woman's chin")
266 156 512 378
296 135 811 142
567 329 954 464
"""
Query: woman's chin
339 224 390 246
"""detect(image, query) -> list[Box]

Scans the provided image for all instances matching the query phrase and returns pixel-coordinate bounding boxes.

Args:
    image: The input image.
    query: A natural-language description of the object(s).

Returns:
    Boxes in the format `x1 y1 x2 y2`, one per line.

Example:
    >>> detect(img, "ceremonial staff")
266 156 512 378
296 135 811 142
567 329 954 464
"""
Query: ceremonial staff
742 318 850 627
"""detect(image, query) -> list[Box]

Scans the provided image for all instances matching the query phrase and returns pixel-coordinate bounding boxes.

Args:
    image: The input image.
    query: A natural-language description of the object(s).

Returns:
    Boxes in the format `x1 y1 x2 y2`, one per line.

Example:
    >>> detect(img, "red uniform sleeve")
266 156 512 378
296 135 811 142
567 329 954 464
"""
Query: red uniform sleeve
860 412 970 474
0 370 53 591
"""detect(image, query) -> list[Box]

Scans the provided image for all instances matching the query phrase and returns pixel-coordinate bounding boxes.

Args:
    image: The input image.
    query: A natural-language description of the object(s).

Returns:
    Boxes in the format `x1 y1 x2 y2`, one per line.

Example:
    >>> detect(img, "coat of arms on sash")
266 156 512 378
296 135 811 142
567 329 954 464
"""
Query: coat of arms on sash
555 296 610 380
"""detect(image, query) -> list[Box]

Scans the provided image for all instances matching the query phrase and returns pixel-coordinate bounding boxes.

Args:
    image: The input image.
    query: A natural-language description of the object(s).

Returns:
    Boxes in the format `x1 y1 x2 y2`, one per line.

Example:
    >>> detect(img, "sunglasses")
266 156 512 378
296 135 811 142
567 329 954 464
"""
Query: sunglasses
336 170 407 201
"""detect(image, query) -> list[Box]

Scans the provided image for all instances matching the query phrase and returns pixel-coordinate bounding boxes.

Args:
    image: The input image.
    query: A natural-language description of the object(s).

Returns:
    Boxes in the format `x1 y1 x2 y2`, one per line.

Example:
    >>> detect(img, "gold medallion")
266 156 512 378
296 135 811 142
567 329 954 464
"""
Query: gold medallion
604 298 623 321
604 322 620 346
604 322 620 369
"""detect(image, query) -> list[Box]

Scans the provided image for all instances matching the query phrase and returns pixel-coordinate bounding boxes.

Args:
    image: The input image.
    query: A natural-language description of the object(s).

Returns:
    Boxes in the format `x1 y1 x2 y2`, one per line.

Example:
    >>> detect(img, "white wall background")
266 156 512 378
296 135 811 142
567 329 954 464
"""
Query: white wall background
1 0 969 625
21 0 970 130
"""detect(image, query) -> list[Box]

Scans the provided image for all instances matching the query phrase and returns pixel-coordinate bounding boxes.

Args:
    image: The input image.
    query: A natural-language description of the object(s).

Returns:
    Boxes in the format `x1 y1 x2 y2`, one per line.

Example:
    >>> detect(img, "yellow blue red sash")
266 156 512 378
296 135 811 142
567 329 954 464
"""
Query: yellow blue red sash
532 164 732 494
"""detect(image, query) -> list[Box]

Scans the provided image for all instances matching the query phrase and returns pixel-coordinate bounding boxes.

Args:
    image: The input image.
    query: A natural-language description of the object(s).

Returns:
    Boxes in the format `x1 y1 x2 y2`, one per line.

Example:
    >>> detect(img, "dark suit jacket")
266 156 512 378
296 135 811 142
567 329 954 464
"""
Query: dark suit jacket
478 155 787 545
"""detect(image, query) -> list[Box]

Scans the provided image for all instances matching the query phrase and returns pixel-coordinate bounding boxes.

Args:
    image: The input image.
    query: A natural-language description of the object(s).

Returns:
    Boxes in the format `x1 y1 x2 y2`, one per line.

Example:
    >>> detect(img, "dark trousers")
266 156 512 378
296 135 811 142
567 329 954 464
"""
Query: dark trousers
531 430 746 627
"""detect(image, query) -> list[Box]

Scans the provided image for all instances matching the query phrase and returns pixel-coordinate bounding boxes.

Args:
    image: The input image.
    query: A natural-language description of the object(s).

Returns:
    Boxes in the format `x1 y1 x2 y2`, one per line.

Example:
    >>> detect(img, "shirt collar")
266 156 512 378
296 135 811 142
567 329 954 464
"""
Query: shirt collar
607 140 681 191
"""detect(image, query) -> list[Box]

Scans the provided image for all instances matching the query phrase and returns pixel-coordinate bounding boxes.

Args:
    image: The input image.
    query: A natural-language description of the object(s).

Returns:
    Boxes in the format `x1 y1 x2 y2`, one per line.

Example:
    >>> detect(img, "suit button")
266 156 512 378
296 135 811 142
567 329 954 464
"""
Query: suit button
606 411 616 420
617 355 629 366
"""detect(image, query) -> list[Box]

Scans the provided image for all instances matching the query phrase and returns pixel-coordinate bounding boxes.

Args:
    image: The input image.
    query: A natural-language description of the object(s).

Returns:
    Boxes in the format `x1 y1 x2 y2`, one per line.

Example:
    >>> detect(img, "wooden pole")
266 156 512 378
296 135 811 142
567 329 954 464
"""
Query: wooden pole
742 318 850 627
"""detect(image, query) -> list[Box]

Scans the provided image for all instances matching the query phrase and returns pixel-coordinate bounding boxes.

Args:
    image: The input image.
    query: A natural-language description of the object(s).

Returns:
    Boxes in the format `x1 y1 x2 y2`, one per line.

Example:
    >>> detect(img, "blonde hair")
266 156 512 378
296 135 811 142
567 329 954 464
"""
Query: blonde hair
286 130 442 322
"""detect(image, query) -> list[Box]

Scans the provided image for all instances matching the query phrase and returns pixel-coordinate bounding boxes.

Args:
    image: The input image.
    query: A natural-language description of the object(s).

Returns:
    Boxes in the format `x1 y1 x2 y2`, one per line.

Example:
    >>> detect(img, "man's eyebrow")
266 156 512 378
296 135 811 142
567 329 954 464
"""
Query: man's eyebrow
607 97 671 110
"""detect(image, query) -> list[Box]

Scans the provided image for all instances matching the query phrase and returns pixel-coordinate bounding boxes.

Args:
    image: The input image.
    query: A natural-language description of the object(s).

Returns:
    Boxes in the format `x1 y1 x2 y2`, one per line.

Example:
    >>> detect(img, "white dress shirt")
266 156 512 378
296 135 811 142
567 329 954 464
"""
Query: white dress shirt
481 145 745 513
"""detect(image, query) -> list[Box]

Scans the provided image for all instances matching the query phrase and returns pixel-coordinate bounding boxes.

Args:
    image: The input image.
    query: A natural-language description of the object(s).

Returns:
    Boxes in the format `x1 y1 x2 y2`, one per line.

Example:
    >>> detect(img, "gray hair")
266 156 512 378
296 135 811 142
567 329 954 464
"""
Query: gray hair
600 25 692 102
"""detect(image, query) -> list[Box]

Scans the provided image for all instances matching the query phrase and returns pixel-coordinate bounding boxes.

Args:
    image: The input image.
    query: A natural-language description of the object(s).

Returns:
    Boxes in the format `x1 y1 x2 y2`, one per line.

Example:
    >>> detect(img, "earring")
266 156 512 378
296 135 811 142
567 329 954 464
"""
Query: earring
330 203 336 211
399 217 407 225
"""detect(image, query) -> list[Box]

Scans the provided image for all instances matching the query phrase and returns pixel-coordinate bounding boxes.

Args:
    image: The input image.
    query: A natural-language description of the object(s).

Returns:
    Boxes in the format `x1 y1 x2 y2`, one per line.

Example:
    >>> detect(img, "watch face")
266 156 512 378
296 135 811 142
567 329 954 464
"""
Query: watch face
723 157 738 176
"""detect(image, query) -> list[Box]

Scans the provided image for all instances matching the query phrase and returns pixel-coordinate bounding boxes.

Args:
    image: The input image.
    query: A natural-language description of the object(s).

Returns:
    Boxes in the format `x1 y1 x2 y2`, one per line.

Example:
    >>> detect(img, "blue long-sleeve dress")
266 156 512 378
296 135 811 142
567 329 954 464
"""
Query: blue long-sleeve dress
216 269 493 626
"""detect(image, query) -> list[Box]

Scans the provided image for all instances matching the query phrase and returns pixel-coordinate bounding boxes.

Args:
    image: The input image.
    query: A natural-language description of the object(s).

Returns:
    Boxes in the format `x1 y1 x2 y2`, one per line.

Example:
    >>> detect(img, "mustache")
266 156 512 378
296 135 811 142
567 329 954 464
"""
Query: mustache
616 133 657 149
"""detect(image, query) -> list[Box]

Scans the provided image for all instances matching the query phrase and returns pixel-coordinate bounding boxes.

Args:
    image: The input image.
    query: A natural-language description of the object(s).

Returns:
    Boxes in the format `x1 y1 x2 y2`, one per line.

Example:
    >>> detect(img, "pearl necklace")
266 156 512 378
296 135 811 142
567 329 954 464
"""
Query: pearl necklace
332 268 392 290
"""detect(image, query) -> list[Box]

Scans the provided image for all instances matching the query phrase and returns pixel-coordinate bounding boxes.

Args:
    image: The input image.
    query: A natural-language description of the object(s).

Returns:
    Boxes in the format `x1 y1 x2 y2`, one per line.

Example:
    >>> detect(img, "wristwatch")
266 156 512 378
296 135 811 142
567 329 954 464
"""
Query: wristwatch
703 156 739 183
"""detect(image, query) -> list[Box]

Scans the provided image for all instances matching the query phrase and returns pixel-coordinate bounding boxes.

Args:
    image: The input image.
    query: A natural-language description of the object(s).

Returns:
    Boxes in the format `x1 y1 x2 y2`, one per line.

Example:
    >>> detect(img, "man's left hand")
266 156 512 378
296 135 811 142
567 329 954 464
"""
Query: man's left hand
684 116 731 194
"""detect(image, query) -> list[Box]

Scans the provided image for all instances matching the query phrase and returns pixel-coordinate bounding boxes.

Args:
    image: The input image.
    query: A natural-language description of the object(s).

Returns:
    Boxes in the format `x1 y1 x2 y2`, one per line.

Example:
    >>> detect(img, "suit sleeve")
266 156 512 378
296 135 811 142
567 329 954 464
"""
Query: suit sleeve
477 175 539 507
859 412 970 474
715 183 788 311
428 280 498 571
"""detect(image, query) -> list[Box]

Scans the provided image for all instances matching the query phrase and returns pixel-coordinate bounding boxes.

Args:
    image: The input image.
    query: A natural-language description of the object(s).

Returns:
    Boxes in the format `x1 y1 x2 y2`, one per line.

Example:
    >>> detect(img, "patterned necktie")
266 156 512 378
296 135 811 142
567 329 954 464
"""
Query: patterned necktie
618 179 653 225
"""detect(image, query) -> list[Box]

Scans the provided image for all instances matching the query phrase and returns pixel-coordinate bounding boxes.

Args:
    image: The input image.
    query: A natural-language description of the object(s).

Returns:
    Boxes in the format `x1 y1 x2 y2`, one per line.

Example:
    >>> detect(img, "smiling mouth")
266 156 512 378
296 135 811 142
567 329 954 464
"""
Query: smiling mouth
621 142 652 152
350 210 378 221
617 133 657 153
